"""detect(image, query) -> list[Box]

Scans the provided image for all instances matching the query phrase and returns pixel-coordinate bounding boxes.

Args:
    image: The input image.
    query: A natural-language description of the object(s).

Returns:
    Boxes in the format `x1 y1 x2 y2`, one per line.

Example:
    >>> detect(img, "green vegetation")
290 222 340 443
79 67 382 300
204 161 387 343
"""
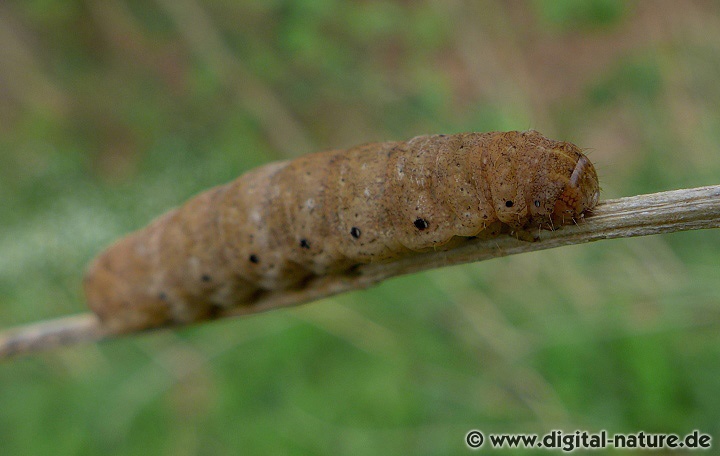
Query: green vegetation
1 1 719 454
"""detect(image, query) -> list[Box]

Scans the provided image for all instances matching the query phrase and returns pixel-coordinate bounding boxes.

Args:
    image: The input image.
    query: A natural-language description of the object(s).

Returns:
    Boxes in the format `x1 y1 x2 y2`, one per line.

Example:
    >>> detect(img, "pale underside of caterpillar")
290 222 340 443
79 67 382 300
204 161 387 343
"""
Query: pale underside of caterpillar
84 130 600 333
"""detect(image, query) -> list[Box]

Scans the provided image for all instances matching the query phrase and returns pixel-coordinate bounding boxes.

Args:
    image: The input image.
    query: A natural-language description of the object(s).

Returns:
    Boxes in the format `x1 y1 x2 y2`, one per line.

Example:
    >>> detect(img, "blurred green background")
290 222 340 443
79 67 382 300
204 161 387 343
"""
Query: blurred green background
1 0 719 454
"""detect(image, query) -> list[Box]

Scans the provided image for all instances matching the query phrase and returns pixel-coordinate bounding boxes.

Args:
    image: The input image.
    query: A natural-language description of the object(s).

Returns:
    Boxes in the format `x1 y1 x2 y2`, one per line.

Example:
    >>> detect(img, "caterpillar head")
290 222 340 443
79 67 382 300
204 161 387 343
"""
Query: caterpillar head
486 131 599 232
523 136 599 230
548 154 599 226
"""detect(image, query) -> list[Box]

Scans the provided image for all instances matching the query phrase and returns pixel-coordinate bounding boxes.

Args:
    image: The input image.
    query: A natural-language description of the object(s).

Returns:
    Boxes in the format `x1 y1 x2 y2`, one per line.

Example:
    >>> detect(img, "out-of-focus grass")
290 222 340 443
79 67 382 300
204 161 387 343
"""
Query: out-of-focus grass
1 1 719 454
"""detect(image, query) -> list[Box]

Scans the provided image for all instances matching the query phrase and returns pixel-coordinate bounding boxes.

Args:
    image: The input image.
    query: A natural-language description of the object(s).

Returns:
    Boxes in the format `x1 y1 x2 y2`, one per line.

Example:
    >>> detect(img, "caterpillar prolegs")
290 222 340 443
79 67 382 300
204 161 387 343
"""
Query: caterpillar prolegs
83 130 600 333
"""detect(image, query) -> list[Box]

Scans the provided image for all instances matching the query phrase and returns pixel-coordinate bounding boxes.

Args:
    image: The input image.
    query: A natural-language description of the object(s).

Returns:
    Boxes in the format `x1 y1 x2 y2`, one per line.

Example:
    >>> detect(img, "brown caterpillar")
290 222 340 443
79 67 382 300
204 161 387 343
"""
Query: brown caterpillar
83 130 599 333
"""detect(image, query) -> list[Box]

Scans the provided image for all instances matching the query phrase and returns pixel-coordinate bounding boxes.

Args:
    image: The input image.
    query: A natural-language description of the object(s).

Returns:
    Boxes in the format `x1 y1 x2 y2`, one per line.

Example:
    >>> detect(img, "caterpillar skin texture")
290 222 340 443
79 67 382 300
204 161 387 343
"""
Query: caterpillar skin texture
84 130 600 333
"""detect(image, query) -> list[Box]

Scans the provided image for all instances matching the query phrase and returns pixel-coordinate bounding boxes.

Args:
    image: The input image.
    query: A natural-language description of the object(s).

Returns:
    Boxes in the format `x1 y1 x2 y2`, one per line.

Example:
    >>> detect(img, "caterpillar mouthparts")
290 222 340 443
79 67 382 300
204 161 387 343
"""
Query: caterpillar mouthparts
551 154 600 226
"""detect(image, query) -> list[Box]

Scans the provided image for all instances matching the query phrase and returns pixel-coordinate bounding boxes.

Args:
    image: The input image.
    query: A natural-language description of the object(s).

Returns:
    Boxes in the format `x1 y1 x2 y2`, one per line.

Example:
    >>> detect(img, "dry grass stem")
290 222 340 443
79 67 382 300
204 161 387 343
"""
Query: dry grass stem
1 184 718 360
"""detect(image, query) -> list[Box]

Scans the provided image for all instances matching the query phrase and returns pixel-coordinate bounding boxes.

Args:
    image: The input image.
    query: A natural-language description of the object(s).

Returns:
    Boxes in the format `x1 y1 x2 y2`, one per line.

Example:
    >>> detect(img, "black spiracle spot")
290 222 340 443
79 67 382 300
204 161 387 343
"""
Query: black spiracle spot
201 274 211 282
350 227 361 239
158 292 168 301
299 239 310 249
414 218 429 230
346 263 363 276
249 254 259 264
505 200 514 208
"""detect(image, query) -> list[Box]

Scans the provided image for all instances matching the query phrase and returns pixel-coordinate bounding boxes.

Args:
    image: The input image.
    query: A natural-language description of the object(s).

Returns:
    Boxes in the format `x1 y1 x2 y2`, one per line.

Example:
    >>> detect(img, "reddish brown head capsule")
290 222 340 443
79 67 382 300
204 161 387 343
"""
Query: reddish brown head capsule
550 151 600 226
482 130 599 233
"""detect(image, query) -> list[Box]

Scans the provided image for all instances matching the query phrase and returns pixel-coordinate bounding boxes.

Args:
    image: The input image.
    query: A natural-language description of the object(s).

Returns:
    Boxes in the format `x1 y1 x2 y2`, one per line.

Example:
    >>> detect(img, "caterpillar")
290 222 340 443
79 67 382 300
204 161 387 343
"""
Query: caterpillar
83 130 599 333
